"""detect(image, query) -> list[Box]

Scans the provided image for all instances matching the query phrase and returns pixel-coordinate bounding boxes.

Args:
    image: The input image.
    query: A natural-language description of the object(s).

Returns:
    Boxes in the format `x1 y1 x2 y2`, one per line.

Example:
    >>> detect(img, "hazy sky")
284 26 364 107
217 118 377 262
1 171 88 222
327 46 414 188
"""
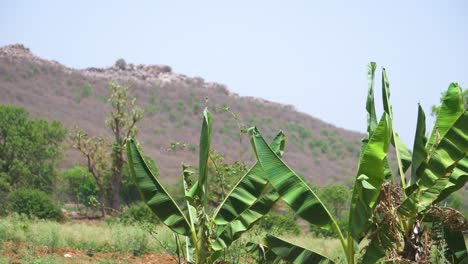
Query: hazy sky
1 0 467 145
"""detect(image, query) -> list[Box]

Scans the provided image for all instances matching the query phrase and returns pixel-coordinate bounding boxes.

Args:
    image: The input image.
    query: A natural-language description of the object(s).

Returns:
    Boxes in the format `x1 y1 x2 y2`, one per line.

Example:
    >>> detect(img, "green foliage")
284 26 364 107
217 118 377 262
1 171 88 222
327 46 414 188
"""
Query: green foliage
145 91 157 116
127 109 290 263
445 193 463 211
82 82 93 97
176 101 186 112
308 139 329 154
206 149 248 205
0 214 170 259
285 123 312 139
106 83 144 210
121 156 158 205
319 184 351 219
258 212 300 236
62 166 98 207
0 105 66 192
119 202 160 225
250 62 468 264
192 103 201 115
72 83 93 103
431 88 468 117
22 66 39 78
188 144 197 152
8 188 63 221
3 74 13 82
115 58 127 70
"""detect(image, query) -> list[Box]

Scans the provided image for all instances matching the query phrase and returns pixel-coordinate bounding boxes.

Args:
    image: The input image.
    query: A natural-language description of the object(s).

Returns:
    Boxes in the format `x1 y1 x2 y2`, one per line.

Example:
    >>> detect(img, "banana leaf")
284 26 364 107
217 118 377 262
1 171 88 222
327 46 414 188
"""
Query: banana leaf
366 62 378 135
434 155 468 203
198 108 212 205
426 83 464 153
444 228 468 264
212 132 285 251
365 63 392 181
381 68 412 183
360 235 387 264
348 113 391 241
127 138 192 236
263 234 335 264
248 127 346 250
410 104 427 186
212 185 279 251
182 165 197 262
246 241 279 263
399 110 468 216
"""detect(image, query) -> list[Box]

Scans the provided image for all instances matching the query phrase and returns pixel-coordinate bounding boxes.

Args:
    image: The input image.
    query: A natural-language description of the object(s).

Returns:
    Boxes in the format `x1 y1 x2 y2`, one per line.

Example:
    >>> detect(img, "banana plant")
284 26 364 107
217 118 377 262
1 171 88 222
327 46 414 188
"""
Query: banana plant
127 108 287 263
248 62 467 263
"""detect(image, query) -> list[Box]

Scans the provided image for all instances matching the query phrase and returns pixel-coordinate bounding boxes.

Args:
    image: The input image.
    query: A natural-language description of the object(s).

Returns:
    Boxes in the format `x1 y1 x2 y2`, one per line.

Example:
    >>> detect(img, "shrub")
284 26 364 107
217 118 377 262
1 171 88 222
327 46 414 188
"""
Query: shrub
62 166 98 207
8 188 63 221
119 202 160 225
160 65 172 73
82 82 93 97
115 58 127 70
258 212 300 236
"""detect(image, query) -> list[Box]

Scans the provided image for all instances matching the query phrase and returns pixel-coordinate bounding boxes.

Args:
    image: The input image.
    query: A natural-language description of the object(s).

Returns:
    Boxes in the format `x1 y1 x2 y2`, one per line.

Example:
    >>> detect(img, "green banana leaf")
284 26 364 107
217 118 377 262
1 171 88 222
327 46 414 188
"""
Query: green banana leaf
366 62 378 135
364 63 392 181
263 234 336 264
410 104 427 186
348 113 391 241
185 109 213 206
360 235 387 264
248 127 346 250
399 110 468 216
212 132 285 251
434 155 468 203
246 241 279 263
182 165 197 262
444 228 468 264
126 138 192 236
212 185 279 251
198 108 212 205
381 68 412 182
426 83 464 153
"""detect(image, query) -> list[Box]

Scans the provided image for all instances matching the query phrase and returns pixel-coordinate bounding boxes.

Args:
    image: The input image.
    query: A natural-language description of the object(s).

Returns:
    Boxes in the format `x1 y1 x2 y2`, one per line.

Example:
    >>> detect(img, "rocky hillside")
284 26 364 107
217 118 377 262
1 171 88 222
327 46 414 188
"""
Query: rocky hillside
0 44 365 185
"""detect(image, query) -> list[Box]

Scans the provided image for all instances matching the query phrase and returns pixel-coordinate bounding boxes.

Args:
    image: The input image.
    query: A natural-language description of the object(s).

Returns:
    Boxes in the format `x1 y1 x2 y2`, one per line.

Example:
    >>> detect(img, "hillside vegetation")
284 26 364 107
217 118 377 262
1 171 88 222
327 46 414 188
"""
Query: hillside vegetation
0 44 363 185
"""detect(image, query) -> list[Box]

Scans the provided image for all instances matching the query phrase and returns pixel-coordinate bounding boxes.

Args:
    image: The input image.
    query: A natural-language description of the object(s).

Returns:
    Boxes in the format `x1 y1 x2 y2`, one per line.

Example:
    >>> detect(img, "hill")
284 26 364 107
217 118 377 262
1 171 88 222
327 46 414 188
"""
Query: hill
0 44 365 185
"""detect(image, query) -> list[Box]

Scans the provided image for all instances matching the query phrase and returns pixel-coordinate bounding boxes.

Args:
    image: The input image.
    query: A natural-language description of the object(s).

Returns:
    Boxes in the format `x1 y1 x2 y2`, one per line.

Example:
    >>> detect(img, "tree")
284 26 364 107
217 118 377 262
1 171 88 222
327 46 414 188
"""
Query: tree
319 183 350 218
115 58 127 70
70 129 109 217
106 83 143 210
0 105 66 192
62 166 99 210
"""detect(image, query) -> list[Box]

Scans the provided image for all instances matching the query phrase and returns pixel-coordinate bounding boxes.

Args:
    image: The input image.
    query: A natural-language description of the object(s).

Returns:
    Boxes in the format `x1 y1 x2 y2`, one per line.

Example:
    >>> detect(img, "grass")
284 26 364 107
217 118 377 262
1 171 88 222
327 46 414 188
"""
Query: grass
0 214 343 263
0 214 175 263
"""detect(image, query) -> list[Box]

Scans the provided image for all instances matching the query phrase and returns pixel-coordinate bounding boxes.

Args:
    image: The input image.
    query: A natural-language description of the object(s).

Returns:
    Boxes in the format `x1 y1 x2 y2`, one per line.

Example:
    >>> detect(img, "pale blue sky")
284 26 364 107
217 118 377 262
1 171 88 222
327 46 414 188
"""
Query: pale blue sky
1 0 467 145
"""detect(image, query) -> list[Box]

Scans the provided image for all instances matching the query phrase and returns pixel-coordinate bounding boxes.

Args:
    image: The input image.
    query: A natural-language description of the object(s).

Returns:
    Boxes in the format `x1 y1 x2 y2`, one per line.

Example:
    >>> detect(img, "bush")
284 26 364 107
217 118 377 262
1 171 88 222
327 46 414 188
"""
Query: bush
119 202 160 225
258 212 300 236
8 188 63 221
115 58 127 70
62 166 98 207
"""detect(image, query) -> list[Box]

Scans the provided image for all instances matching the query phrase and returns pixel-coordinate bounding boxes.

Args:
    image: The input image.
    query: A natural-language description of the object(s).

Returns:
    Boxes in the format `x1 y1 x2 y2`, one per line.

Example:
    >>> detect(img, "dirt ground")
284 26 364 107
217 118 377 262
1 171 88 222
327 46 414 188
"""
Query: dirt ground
2 241 178 264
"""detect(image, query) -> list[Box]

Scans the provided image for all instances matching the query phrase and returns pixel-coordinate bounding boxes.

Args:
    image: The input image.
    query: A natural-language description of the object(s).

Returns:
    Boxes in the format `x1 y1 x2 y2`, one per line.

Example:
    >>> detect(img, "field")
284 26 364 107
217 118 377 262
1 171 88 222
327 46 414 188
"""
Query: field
0 45 466 263
0 215 342 264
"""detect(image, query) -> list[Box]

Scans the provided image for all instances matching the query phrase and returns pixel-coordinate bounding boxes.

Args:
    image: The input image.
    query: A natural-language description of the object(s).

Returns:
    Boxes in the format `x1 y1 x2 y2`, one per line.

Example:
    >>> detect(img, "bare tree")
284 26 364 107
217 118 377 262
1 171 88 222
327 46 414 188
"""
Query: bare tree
70 129 109 217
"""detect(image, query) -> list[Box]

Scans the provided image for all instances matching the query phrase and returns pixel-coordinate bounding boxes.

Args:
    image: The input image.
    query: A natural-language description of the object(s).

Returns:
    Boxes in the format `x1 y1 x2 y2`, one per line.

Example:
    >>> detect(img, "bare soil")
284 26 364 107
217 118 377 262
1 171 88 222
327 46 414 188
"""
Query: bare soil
2 241 178 264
